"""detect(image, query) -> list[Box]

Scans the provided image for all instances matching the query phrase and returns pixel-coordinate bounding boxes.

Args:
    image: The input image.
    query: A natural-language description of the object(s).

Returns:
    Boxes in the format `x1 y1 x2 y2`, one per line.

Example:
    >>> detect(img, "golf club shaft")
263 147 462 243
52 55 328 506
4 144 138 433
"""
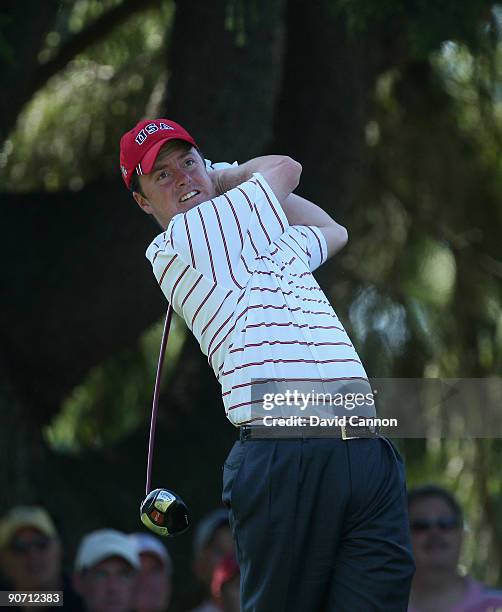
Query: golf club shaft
146 306 173 495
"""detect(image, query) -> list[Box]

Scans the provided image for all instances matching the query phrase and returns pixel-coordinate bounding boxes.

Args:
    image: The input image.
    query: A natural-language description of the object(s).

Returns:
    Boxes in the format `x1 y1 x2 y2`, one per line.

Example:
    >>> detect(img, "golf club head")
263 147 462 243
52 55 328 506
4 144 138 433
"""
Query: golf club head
140 488 190 537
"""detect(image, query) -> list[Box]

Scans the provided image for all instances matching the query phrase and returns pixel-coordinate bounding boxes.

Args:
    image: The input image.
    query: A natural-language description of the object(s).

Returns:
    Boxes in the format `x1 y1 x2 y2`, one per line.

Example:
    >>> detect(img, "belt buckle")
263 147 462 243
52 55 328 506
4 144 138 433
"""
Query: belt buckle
341 424 358 440
240 426 251 441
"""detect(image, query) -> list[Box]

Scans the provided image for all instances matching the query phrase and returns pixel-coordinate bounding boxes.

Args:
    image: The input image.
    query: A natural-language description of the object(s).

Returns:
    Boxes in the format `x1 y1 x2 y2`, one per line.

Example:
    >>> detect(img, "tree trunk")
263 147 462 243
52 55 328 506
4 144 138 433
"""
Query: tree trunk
165 0 287 161
272 0 390 216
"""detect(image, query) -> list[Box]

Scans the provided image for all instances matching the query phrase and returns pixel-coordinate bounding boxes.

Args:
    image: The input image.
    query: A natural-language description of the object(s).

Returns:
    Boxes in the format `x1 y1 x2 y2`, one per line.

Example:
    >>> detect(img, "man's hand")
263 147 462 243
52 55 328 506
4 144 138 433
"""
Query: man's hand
210 155 301 204
282 193 348 259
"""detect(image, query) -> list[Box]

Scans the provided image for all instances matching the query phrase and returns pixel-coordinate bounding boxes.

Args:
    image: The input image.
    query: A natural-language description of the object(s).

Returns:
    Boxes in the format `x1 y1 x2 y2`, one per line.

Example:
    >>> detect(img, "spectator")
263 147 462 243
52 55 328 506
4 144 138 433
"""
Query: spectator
408 485 502 612
211 553 240 612
129 532 172 612
73 528 139 612
0 505 82 610
190 509 234 612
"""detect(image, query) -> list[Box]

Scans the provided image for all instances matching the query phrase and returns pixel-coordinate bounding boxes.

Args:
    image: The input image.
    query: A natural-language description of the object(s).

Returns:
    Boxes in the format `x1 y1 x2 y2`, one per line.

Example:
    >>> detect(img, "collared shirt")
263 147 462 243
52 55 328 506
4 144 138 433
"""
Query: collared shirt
146 173 370 426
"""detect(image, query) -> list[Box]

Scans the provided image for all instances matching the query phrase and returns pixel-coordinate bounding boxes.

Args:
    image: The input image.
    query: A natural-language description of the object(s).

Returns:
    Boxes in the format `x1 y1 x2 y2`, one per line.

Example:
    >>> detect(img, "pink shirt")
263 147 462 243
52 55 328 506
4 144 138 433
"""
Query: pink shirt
409 578 502 612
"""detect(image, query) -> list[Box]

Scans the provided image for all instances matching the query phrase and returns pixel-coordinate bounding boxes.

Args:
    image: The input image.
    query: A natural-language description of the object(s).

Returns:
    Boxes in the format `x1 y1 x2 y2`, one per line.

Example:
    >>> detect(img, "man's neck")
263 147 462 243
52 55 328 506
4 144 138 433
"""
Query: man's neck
409 570 467 611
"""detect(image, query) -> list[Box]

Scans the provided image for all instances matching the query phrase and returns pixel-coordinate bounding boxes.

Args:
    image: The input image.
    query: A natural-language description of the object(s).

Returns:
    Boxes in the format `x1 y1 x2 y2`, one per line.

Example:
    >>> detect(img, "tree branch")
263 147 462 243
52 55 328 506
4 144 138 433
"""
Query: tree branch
1 0 161 145
33 0 162 91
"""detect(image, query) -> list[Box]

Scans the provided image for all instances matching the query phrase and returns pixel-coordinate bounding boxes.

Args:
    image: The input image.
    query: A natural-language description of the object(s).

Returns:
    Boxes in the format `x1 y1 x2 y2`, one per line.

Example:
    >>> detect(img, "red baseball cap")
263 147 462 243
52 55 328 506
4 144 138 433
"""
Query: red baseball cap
119 118 198 189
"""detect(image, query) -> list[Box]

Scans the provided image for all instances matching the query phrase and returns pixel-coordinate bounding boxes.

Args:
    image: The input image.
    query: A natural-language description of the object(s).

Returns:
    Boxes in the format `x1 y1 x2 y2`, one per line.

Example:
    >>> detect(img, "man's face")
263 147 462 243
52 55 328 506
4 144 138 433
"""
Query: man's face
409 496 463 573
73 556 137 612
193 525 235 587
0 527 61 590
134 552 171 612
133 142 216 229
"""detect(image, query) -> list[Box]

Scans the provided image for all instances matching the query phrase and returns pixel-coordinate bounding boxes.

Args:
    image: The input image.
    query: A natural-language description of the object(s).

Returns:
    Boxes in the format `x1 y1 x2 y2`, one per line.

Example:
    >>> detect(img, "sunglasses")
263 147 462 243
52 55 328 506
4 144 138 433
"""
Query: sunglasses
410 517 461 532
9 536 51 554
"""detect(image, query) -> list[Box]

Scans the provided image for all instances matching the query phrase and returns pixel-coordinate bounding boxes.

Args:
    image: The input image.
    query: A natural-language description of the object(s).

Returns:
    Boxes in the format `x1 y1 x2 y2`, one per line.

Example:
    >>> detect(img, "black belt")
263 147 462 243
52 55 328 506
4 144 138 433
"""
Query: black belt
239 423 379 441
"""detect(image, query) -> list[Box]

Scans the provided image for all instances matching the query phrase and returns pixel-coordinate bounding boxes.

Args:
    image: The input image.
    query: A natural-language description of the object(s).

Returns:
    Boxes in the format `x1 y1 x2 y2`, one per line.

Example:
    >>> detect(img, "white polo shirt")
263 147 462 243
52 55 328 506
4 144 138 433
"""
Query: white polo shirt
146 173 370 426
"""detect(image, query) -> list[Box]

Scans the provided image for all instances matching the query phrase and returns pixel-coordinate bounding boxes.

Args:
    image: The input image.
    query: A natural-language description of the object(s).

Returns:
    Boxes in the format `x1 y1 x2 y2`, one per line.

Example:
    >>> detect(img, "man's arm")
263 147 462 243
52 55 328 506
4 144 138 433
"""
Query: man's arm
211 155 302 205
282 193 348 259
210 156 346 257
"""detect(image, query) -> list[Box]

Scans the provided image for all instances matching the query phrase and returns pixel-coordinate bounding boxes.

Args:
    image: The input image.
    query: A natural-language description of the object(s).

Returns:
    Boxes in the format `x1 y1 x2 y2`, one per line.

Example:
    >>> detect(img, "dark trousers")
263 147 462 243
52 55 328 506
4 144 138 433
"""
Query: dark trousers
222 436 415 612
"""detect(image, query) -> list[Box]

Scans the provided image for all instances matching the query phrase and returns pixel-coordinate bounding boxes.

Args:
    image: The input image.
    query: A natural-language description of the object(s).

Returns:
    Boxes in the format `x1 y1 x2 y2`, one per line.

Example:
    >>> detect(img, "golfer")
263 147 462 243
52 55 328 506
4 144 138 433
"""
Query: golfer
120 118 415 611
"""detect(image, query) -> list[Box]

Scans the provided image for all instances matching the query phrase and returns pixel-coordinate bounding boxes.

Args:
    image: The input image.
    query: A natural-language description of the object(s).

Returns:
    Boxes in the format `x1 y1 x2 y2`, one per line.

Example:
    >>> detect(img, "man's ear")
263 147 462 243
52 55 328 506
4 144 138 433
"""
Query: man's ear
133 191 153 215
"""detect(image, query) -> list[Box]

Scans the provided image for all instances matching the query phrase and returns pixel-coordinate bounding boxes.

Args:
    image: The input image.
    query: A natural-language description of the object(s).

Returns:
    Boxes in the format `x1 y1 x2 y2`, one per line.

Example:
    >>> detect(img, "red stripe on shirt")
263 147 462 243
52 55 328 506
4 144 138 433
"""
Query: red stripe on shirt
208 297 260 363
181 274 203 307
240 254 253 275
237 186 254 211
249 287 329 306
211 201 243 290
301 309 334 317
261 247 279 257
251 269 313 281
294 228 311 259
208 299 265 364
305 225 324 262
258 255 295 272
170 265 190 302
243 303 301 314
207 311 235 359
223 376 368 398
191 284 217 328
197 208 216 282
242 321 345 332
184 215 196 268
255 176 286 234
254 201 271 244
251 286 292 294
279 236 304 262
254 269 285 278
159 255 178 286
222 357 362 377
249 287 327 303
208 320 235 367
229 340 353 353
221 304 303 344
287 280 323 292
224 193 244 249
290 230 311 260
246 229 260 258
201 290 233 335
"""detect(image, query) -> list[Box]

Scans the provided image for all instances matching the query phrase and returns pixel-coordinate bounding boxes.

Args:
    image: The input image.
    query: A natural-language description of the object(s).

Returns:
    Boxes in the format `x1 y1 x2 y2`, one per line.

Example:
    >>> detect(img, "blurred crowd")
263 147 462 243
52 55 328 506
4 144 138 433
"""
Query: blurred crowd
0 504 238 612
1 484 502 612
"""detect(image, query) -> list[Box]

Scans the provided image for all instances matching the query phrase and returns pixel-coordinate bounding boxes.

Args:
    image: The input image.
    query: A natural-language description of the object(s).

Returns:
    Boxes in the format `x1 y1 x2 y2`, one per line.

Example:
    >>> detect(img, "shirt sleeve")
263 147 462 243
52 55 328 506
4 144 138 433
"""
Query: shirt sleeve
285 225 328 272
167 173 289 289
